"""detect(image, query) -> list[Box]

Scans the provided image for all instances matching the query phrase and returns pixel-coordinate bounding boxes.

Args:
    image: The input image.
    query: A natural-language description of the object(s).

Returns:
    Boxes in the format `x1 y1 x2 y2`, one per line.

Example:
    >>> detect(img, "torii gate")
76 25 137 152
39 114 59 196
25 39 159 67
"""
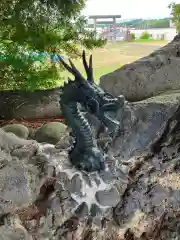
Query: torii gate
89 15 121 40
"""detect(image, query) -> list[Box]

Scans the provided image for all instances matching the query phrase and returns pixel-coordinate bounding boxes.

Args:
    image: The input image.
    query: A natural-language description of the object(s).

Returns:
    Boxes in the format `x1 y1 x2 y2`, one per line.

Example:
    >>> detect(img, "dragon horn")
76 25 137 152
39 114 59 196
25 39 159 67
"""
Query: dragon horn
58 55 85 83
88 54 93 82
82 50 94 82
58 55 73 74
82 50 89 74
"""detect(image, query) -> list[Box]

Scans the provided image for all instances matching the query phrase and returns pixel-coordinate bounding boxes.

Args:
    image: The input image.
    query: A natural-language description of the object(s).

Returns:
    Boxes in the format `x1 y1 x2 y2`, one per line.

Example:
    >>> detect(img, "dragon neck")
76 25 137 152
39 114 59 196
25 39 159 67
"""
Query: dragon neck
61 102 94 152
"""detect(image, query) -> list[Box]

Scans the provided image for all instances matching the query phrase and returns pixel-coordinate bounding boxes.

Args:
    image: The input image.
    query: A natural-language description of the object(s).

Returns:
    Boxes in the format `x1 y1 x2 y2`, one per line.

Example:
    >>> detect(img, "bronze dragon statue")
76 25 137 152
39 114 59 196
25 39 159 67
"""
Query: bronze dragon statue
58 51 125 172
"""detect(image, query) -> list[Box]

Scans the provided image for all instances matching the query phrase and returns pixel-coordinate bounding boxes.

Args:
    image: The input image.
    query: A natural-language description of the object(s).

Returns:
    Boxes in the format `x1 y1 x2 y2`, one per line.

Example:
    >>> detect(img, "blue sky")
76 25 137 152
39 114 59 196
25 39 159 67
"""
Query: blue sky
82 0 179 19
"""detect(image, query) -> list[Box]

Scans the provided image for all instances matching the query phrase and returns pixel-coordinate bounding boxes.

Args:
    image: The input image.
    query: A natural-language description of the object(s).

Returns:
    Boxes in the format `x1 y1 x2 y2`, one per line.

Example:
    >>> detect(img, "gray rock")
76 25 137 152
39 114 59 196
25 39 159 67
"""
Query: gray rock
110 92 180 160
0 151 11 168
69 174 82 195
75 202 88 217
29 153 48 167
2 124 29 139
55 181 64 192
100 34 180 101
55 134 72 150
34 122 67 144
60 189 71 200
11 144 38 160
0 162 32 212
0 225 31 240
57 172 71 190
0 128 36 151
90 203 102 217
92 216 103 226
99 170 115 184
95 187 120 207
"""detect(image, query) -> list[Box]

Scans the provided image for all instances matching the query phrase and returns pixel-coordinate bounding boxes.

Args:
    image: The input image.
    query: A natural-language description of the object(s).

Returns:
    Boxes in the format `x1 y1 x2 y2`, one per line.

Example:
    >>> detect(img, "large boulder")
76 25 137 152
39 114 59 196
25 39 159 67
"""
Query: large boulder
100 34 180 101
34 122 67 144
109 90 180 159
0 159 34 212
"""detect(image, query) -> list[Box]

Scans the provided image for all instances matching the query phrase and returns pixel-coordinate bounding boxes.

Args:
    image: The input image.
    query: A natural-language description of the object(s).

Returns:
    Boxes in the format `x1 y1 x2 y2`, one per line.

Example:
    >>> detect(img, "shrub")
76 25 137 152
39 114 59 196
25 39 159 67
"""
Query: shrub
0 43 62 90
130 32 136 41
139 31 151 40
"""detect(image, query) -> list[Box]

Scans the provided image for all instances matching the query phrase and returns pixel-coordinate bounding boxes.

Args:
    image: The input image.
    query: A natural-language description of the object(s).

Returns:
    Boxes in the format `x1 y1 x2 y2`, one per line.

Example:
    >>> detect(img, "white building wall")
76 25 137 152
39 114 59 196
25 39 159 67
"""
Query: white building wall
131 28 177 42
170 19 176 28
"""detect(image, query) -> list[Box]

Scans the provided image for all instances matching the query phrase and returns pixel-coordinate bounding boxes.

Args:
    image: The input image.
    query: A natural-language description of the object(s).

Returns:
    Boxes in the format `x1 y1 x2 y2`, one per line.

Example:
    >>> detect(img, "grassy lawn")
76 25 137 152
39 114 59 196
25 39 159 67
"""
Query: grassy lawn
59 40 168 84
133 39 167 43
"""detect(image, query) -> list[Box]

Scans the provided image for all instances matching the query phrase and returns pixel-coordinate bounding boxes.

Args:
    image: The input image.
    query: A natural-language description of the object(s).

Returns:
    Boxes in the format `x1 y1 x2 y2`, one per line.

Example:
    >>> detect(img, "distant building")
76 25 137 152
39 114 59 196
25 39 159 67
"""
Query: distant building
131 28 177 42
100 27 131 41
88 15 121 41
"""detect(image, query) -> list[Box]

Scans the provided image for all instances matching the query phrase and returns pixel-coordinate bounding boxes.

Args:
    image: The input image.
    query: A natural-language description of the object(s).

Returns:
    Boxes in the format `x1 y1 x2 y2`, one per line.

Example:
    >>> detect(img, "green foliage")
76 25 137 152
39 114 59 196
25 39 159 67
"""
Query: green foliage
0 43 61 90
139 31 151 40
0 0 106 91
169 3 180 32
88 18 170 29
120 18 170 29
130 32 136 41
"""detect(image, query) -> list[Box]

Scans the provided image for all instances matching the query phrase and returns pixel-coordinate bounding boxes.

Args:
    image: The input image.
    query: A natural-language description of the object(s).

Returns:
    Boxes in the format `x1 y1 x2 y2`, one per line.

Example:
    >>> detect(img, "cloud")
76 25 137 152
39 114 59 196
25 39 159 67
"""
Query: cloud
82 0 179 19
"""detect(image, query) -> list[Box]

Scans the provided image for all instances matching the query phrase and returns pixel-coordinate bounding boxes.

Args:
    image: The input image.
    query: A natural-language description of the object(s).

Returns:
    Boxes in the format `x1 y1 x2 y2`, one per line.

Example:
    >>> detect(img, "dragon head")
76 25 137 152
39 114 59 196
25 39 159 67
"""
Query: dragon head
58 51 124 137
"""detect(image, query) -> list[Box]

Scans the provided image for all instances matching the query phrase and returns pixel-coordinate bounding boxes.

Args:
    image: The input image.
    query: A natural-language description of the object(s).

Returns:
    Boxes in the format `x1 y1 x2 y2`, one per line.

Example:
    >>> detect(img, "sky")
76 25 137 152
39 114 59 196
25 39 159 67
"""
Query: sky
82 0 180 20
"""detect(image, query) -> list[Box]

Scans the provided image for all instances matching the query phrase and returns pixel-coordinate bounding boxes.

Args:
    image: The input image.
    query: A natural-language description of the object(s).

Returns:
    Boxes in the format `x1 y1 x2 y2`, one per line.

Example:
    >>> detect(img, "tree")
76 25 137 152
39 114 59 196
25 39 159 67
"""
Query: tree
0 0 106 90
130 32 136 41
169 2 180 32
121 18 170 29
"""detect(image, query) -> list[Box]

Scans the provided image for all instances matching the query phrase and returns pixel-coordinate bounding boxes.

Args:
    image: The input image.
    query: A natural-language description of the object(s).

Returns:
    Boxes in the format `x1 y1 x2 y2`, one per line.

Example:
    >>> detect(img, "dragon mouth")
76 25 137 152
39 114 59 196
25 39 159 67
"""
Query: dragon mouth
102 112 120 136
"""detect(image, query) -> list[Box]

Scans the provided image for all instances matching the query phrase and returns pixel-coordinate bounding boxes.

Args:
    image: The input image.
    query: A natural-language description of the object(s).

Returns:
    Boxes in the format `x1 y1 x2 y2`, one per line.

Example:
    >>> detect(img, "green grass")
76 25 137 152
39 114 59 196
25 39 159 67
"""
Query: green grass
58 40 168 85
93 63 122 81
134 39 164 43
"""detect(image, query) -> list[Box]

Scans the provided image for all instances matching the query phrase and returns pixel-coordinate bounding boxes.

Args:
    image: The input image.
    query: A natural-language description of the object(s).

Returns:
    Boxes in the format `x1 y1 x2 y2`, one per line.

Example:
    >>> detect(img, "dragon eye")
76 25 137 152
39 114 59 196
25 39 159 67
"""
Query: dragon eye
87 99 99 114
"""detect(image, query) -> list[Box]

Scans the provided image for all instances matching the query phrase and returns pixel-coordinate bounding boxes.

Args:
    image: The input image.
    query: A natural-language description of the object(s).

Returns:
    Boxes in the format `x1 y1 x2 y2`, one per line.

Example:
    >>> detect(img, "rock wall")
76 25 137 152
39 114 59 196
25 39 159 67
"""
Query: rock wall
100 34 180 101
0 87 62 120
